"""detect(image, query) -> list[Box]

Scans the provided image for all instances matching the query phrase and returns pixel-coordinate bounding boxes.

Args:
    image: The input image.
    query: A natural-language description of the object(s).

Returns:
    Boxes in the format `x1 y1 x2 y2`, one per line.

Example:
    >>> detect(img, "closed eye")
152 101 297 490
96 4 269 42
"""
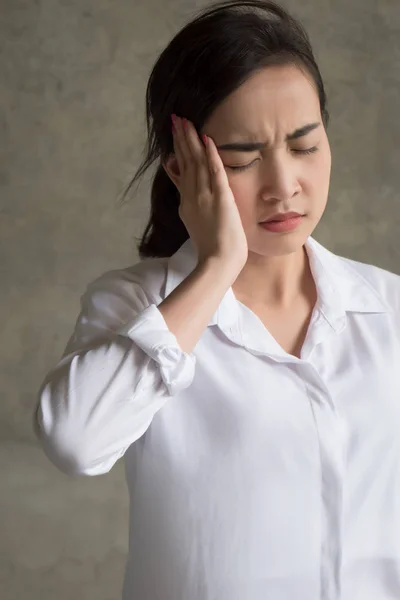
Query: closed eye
226 147 319 172
226 159 259 172
293 146 318 156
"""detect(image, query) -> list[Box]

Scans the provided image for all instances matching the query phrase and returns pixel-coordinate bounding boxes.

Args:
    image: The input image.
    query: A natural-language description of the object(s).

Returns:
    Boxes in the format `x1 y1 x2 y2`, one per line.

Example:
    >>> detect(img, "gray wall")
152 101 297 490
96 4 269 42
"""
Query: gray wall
2 0 399 597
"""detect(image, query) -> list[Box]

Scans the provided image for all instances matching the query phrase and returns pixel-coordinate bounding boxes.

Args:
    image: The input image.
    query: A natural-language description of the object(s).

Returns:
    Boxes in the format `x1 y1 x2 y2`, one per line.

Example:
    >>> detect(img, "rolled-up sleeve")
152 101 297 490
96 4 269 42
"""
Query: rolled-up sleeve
121 304 196 396
34 269 196 477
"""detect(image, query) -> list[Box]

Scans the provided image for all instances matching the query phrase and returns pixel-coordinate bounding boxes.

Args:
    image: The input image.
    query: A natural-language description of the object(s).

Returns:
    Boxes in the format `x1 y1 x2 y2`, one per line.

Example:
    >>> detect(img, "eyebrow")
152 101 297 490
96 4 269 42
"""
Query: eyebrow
216 122 321 152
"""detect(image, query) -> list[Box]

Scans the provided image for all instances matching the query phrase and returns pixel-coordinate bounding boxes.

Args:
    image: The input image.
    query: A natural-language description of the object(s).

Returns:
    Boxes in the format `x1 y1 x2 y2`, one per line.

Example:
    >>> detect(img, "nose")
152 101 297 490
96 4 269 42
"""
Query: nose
259 153 301 203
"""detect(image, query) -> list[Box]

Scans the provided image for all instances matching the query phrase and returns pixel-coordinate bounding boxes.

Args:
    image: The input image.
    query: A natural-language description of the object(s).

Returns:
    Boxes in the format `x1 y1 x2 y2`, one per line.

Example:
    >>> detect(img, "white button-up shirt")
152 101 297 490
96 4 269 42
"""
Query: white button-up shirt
36 235 400 600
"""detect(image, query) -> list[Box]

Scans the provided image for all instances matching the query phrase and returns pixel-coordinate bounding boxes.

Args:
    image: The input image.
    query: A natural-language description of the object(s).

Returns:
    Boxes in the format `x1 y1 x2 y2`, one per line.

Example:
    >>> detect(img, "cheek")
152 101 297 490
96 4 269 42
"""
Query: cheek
226 177 258 221
303 152 331 194
317 157 331 192
226 169 260 199
314 141 332 181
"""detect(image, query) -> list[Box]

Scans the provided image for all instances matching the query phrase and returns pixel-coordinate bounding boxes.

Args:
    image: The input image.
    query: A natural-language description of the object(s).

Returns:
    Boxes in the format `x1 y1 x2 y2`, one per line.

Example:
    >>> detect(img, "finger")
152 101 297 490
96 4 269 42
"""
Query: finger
204 135 230 194
184 120 211 193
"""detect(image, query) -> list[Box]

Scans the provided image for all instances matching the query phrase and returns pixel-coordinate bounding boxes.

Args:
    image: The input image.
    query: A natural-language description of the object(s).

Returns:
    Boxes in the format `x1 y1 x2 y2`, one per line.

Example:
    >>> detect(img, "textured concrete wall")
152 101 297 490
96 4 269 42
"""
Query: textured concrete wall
1 0 399 597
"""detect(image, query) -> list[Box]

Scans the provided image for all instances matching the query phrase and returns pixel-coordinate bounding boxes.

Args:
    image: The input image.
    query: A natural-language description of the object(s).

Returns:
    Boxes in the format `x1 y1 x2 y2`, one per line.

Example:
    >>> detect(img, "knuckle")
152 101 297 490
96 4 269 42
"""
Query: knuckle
210 163 220 176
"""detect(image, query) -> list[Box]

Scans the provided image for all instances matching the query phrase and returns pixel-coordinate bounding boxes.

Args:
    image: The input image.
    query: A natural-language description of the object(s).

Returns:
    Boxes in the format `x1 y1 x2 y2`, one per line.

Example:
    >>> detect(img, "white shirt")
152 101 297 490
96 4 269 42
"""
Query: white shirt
36 235 400 600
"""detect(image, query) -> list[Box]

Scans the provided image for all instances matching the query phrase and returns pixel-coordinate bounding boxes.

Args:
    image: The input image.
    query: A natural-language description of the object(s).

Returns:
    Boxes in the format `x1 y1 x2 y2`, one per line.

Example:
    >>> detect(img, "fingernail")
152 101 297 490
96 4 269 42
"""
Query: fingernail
202 134 208 145
182 118 188 129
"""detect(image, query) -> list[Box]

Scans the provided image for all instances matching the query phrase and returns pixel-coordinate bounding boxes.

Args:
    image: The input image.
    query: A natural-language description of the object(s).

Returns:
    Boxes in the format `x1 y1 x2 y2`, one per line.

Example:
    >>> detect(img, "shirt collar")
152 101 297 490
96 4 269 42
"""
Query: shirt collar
165 235 391 332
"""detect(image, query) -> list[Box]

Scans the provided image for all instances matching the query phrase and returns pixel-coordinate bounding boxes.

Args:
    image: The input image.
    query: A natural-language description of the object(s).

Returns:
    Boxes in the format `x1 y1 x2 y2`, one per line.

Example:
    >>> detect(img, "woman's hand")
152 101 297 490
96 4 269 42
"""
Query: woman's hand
172 114 248 274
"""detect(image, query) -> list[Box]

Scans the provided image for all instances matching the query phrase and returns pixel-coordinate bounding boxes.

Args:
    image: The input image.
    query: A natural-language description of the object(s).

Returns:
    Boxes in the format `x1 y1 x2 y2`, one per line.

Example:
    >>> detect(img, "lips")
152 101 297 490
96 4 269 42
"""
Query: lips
261 211 303 223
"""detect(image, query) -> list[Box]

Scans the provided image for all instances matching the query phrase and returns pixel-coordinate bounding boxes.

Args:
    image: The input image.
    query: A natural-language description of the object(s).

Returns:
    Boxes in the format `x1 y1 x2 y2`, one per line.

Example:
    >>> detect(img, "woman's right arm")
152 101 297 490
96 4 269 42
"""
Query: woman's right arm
35 116 247 478
34 258 236 478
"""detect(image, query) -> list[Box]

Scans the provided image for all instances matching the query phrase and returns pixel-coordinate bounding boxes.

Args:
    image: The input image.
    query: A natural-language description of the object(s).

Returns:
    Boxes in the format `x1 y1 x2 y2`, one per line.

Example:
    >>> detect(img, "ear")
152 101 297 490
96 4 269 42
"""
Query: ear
163 154 182 193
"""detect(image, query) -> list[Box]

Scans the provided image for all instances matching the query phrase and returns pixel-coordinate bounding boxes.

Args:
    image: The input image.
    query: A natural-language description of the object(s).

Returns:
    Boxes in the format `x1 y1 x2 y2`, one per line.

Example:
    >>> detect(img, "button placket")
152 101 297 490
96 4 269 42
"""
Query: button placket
302 366 347 600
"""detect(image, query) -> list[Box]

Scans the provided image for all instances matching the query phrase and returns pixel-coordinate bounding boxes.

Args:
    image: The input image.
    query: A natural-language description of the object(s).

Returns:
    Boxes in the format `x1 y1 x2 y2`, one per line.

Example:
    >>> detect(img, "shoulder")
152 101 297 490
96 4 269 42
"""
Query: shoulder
62 257 170 354
84 256 170 308
338 254 400 313
77 256 170 330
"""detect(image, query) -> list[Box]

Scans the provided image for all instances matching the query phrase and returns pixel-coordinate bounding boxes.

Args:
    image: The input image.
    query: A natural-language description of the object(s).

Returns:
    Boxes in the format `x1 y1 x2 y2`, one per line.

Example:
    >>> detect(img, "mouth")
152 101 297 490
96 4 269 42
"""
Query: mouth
259 214 304 233
259 212 304 223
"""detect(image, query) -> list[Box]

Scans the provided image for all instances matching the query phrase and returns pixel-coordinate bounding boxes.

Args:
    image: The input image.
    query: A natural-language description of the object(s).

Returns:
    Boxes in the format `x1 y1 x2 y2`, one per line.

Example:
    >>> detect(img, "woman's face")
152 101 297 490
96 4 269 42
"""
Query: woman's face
203 63 331 258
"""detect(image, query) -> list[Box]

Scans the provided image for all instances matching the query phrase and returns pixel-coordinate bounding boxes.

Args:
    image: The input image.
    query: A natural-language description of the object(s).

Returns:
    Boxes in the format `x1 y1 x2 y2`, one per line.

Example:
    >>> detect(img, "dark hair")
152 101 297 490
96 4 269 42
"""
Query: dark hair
124 0 329 259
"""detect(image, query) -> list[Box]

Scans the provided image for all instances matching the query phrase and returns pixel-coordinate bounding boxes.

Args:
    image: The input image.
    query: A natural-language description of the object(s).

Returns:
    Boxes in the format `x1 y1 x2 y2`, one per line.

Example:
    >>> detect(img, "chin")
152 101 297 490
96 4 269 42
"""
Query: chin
249 225 312 257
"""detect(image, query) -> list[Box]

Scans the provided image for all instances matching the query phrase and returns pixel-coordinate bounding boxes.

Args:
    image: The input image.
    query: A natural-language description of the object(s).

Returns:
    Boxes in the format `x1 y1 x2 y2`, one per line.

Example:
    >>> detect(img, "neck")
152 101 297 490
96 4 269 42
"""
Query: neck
232 244 315 310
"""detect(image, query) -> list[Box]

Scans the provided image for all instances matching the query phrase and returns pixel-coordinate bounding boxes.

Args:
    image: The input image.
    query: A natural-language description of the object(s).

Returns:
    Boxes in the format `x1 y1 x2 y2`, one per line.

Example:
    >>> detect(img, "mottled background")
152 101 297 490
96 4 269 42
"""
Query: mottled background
1 0 399 597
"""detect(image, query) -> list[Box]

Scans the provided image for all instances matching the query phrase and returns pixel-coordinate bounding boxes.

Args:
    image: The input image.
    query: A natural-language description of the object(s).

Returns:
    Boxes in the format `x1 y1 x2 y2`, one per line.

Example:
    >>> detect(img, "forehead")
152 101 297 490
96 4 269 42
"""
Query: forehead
205 64 320 138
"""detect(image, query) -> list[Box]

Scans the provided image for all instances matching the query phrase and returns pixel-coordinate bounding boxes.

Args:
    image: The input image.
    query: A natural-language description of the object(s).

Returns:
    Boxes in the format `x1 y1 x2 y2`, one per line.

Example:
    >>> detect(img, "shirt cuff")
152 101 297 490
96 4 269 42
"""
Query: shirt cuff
119 304 196 396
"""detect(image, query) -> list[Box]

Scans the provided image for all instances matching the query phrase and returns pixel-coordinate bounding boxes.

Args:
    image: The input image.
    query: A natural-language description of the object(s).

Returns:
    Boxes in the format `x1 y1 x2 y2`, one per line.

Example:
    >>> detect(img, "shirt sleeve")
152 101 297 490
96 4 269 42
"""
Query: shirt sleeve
34 267 196 477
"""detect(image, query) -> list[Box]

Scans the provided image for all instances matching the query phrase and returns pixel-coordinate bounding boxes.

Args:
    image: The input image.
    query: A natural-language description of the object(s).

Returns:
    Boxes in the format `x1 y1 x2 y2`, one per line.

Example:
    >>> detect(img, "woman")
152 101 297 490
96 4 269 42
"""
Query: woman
35 1 400 598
